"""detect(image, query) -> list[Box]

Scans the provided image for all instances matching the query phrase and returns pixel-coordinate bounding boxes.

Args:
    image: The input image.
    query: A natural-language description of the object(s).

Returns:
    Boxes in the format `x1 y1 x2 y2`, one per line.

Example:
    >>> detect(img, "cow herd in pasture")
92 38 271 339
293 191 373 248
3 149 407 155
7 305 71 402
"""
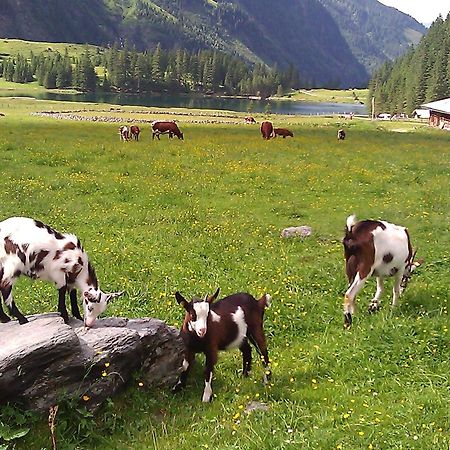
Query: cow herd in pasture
119 121 184 142
118 118 344 143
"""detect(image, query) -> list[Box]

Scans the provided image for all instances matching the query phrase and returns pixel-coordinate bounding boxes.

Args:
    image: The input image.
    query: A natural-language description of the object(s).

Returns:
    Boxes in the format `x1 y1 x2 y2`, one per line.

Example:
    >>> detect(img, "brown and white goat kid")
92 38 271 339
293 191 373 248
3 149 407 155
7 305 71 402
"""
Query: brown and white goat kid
342 215 422 328
173 289 271 402
0 217 123 327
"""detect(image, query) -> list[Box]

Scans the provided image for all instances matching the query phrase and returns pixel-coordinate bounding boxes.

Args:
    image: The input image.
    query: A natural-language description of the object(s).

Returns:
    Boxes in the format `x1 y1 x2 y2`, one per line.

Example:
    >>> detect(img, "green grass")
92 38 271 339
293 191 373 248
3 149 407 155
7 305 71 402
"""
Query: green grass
0 38 99 60
0 78 80 96
0 98 448 450
278 89 368 104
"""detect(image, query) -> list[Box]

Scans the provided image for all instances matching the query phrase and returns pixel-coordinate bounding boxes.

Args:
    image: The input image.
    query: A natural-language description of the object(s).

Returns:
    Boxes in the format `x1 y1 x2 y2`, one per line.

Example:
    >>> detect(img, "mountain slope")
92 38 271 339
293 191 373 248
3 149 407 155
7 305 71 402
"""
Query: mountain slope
0 0 426 87
318 0 425 74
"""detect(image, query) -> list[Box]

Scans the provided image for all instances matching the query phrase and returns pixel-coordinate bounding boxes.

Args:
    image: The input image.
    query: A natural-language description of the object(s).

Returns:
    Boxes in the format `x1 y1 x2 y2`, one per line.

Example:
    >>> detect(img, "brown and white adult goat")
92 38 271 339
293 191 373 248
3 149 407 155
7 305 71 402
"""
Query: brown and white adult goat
342 215 422 328
173 288 271 402
0 217 123 327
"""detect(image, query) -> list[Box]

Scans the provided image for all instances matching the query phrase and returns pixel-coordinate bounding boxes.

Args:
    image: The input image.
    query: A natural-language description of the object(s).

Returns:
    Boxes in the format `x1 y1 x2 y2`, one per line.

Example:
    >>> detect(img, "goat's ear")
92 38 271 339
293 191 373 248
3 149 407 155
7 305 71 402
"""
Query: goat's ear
175 291 189 309
414 257 425 267
106 291 124 303
207 288 220 303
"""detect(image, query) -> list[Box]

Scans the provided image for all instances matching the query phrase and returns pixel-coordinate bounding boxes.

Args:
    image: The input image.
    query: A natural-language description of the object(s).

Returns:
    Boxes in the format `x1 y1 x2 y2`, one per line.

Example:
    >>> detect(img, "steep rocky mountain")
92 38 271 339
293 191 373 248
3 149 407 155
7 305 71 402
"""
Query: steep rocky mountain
0 0 426 87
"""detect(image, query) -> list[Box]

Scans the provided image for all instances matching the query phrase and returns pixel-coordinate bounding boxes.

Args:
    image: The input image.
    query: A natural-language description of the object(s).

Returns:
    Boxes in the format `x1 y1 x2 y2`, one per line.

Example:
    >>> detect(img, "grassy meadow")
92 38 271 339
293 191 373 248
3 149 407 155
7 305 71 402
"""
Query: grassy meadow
0 97 448 450
0 38 99 60
277 89 368 104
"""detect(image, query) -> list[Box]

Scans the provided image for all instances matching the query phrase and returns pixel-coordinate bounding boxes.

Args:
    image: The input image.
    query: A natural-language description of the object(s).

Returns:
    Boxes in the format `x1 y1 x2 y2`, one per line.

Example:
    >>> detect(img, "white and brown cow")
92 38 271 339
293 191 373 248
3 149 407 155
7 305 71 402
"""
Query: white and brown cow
337 129 346 140
119 126 130 141
0 217 123 327
342 215 422 328
151 121 184 140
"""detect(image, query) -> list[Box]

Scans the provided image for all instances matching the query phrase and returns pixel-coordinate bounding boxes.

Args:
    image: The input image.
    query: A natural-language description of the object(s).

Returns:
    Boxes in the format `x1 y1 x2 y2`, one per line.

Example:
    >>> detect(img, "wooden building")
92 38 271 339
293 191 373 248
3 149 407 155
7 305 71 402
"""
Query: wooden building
421 98 450 130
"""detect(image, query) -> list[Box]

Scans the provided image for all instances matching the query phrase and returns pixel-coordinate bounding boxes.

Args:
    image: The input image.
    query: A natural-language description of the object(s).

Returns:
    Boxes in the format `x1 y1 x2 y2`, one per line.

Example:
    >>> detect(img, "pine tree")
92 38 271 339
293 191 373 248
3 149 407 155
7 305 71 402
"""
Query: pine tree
75 50 97 91
151 43 163 86
426 46 449 101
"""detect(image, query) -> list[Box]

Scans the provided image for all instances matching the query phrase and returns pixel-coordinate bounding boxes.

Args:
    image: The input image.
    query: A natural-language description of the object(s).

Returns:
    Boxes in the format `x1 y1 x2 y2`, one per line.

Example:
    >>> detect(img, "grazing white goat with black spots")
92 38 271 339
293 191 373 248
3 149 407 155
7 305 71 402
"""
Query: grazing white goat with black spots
0 217 123 327
173 288 271 402
342 215 422 328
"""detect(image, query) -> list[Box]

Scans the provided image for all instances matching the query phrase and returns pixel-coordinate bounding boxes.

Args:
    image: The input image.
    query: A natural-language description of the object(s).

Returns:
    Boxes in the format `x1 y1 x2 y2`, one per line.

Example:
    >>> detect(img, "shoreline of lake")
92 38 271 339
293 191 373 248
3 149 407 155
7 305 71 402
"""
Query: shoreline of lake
0 90 368 116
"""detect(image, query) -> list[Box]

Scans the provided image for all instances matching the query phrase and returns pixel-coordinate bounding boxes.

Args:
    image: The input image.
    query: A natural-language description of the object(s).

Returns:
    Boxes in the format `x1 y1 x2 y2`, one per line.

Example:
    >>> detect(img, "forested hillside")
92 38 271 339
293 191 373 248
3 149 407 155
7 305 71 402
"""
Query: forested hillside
318 0 424 73
1 44 301 97
368 14 450 115
0 0 426 88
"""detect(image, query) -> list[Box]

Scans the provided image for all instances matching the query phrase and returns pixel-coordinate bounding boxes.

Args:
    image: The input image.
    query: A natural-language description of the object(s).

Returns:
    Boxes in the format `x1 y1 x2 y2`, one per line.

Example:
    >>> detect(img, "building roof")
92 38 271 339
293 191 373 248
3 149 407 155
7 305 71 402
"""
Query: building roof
421 98 450 114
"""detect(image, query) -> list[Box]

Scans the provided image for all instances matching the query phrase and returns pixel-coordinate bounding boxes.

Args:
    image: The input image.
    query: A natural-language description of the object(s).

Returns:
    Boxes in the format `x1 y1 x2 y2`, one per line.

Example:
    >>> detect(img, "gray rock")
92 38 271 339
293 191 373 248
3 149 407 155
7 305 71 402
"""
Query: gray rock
0 313 183 412
244 401 269 413
280 225 312 238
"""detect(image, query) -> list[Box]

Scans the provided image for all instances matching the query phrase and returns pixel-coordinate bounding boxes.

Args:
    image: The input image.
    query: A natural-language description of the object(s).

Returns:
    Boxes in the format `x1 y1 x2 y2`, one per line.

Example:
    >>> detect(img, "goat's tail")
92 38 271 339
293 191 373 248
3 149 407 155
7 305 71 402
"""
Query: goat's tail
258 293 271 309
346 214 357 232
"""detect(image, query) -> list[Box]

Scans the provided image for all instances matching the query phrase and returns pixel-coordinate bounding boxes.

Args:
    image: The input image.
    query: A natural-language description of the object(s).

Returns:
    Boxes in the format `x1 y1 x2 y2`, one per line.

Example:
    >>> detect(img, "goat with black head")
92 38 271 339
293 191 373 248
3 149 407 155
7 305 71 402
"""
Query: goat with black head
173 288 271 402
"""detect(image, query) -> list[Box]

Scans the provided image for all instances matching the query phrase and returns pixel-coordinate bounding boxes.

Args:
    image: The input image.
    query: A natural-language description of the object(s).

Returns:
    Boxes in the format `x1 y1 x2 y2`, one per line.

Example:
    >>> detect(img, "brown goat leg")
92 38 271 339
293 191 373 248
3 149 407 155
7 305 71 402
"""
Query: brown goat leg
69 289 82 320
2 286 28 324
0 300 11 322
57 287 69 324
173 350 195 393
202 350 217 402
240 339 252 376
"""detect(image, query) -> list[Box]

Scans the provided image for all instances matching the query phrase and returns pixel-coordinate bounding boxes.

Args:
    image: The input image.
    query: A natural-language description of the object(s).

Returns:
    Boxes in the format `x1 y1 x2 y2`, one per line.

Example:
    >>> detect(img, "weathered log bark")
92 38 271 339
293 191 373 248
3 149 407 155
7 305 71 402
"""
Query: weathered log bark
0 313 183 412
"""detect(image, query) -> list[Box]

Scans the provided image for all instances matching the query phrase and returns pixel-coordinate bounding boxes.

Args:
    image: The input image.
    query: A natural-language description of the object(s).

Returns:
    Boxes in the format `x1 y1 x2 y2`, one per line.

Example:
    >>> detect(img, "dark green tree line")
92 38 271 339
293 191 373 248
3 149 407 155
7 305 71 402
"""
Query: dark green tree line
1 43 302 96
368 14 450 115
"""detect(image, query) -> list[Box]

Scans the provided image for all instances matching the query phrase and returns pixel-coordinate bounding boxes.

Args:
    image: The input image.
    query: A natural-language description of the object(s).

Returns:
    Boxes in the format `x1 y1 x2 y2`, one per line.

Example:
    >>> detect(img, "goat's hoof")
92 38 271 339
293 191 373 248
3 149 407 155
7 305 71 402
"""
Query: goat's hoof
0 315 11 323
202 395 213 403
18 317 29 325
368 302 380 314
172 383 183 394
343 313 352 329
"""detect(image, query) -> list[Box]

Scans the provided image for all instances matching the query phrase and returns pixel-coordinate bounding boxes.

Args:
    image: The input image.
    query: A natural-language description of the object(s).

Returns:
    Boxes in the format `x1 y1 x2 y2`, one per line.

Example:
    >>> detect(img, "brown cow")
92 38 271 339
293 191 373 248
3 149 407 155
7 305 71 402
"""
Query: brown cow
151 121 184 140
130 125 140 141
274 128 293 138
260 121 274 140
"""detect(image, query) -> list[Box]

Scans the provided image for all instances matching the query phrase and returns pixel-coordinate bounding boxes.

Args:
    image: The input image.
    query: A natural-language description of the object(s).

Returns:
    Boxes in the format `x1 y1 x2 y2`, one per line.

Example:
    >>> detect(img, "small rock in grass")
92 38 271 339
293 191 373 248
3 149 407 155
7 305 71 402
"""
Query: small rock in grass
281 225 312 238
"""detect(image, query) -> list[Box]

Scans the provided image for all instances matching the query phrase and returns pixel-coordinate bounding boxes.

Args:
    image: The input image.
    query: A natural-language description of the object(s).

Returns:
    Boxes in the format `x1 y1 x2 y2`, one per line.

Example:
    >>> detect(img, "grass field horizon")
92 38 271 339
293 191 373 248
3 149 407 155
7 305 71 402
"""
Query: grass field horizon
0 98 448 450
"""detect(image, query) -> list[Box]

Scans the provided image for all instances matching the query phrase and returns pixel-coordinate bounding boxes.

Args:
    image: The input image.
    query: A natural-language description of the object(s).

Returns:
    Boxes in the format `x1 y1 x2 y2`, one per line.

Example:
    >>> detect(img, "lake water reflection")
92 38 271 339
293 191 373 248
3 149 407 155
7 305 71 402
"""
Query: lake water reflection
5 91 367 115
